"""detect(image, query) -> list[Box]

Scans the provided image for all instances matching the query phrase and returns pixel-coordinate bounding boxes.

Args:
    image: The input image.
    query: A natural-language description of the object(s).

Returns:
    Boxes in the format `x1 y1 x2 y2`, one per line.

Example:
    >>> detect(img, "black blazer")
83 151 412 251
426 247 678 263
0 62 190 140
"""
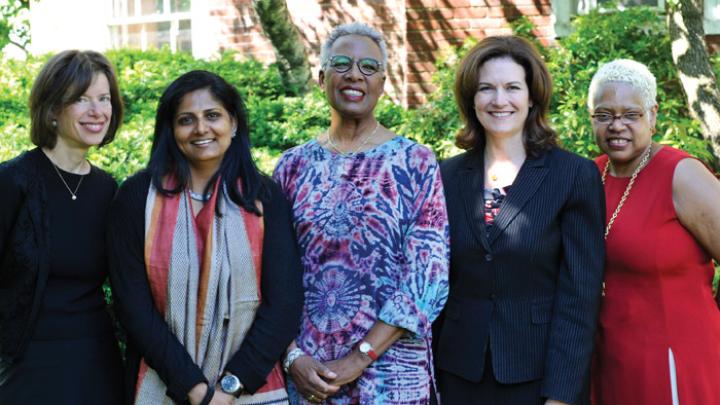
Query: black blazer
434 146 605 404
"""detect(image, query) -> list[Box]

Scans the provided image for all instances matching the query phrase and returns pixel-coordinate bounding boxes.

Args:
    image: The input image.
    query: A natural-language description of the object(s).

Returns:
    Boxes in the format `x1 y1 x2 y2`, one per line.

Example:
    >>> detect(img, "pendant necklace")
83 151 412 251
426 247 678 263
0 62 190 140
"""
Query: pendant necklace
51 162 85 201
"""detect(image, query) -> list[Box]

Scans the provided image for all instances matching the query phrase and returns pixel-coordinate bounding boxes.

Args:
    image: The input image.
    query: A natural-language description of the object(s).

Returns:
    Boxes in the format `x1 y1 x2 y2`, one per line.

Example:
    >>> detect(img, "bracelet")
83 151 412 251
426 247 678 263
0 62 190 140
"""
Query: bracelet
198 384 214 405
283 347 307 373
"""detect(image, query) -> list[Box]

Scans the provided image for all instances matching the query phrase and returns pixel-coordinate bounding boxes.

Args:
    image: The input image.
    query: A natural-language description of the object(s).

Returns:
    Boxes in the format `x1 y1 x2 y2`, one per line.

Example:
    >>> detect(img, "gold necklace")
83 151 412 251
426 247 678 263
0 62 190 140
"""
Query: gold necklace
325 122 380 157
51 162 85 200
601 143 653 239
600 143 653 297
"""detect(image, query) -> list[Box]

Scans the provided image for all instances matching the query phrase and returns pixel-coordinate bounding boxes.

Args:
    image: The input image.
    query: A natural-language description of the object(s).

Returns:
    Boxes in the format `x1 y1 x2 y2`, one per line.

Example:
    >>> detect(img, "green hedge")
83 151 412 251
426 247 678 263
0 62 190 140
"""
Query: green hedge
1 6 718 180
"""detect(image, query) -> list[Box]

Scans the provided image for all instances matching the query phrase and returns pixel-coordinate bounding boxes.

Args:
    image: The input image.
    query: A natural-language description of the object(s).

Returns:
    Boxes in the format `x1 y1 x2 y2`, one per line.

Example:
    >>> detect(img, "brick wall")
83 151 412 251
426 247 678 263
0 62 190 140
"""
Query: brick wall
208 0 277 62
214 0 554 106
404 0 554 104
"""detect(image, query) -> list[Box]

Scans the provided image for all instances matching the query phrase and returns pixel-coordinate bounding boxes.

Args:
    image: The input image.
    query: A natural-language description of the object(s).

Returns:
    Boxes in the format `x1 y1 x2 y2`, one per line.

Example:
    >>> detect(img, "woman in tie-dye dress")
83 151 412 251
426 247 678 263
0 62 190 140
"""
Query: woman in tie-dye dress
273 23 449 405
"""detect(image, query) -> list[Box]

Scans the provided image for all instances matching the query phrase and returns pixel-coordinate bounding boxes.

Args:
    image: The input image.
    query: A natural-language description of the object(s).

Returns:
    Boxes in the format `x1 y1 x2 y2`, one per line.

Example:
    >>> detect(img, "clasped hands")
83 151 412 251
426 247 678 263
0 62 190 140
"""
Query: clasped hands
289 350 373 403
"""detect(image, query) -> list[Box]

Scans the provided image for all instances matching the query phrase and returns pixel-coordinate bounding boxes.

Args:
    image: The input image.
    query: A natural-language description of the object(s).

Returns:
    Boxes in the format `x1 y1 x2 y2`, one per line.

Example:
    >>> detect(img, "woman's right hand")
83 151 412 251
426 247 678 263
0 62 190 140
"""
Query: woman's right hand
289 355 340 402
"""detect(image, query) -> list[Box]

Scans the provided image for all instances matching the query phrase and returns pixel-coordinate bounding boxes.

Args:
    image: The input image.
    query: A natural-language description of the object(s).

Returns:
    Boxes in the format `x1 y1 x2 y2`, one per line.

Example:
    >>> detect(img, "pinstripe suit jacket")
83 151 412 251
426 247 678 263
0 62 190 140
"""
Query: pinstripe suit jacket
434 146 605 404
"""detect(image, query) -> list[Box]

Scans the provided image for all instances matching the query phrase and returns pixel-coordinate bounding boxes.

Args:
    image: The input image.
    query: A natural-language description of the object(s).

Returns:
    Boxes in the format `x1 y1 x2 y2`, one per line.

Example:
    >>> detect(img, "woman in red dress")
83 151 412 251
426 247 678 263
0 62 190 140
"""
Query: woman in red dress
589 59 720 404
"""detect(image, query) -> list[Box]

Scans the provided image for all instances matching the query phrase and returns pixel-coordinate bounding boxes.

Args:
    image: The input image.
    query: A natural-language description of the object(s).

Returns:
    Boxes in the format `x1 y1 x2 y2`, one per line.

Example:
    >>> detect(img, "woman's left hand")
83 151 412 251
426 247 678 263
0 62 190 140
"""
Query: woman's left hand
545 400 571 405
324 351 372 387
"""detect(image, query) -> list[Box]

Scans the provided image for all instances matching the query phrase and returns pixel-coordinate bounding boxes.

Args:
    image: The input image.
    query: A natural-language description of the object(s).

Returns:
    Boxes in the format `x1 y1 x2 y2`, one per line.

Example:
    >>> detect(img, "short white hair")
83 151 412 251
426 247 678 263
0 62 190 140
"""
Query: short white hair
320 22 388 70
587 59 657 111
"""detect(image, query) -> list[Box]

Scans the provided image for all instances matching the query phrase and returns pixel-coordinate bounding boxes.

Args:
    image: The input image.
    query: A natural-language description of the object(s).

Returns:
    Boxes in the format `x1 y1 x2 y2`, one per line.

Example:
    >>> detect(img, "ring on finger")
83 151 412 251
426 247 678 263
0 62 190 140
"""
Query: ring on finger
307 393 318 402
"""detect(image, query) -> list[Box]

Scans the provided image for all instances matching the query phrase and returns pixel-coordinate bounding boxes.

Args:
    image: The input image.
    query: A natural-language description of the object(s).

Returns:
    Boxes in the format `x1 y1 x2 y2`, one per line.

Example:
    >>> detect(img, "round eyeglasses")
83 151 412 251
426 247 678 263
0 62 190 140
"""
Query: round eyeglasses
327 55 384 76
591 111 644 125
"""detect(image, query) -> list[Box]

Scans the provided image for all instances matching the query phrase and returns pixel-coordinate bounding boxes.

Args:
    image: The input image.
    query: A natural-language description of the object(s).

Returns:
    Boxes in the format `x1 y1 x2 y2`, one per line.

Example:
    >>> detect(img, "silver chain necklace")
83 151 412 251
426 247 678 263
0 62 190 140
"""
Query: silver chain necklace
188 190 211 202
325 122 380 157
51 162 85 201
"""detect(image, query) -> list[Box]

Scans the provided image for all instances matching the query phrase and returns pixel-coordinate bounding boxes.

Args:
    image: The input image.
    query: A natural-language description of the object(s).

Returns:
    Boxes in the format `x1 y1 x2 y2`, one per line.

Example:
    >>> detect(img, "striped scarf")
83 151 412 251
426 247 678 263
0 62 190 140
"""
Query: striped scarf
135 177 288 404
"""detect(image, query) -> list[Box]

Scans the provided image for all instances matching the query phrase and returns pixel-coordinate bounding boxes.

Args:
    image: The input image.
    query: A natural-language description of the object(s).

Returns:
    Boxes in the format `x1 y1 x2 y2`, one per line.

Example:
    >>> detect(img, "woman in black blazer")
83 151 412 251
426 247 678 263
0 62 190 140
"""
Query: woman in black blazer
433 36 605 405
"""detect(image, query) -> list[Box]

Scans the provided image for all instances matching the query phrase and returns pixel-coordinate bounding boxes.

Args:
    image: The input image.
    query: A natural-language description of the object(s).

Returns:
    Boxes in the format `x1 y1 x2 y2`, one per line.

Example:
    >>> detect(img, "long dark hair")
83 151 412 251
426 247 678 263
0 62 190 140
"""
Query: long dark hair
454 35 556 157
148 70 265 215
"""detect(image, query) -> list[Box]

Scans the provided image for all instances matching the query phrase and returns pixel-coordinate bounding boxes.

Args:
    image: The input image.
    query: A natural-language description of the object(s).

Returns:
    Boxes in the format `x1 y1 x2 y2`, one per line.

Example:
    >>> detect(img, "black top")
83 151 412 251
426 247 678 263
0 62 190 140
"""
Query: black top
107 171 304 403
31 151 117 340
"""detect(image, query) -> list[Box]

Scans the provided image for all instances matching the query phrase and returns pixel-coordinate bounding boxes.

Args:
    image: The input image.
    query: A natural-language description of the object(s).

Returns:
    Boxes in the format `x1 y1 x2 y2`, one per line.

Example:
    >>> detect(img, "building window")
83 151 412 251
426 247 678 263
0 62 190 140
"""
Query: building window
553 0 719 36
108 0 192 52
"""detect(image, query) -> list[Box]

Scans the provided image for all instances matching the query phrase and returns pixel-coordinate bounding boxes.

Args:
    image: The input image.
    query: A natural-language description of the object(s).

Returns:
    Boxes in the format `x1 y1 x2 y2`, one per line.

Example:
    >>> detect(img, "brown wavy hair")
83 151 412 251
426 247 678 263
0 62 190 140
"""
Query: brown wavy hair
454 36 556 156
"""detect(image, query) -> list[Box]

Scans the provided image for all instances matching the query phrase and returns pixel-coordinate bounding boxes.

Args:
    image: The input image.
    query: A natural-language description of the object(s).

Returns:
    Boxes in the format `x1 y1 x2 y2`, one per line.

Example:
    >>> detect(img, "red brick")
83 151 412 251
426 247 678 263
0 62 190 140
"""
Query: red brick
407 7 456 20
407 92 429 106
408 71 434 83
407 49 441 62
408 61 436 73
407 0 438 7
452 6 488 19
407 18 470 31
707 35 720 54
468 17 511 29
484 27 514 36
489 6 516 18
518 4 552 15
407 29 475 44
408 81 436 93
476 0 503 7
443 0 472 7
406 7 430 20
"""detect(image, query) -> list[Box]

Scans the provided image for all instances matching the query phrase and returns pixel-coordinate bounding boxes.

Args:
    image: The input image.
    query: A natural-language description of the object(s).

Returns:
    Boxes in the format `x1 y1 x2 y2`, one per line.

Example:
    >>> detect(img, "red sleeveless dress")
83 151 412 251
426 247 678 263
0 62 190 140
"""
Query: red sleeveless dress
591 146 720 405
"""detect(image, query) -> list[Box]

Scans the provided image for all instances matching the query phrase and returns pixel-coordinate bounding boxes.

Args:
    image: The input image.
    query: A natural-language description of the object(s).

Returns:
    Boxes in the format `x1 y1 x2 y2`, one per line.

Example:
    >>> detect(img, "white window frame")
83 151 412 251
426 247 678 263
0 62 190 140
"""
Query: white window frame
107 0 193 53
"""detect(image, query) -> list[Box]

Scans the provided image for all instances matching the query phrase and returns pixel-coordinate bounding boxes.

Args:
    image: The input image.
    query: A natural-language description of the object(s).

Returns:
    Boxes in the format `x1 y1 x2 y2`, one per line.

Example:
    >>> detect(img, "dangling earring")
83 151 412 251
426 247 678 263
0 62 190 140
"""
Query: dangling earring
51 119 57 127
231 128 237 138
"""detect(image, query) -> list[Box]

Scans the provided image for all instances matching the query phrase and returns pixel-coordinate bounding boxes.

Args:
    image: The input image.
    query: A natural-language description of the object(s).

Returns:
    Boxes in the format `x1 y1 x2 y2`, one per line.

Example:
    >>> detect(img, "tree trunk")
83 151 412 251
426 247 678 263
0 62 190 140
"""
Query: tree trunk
667 0 720 172
252 0 311 95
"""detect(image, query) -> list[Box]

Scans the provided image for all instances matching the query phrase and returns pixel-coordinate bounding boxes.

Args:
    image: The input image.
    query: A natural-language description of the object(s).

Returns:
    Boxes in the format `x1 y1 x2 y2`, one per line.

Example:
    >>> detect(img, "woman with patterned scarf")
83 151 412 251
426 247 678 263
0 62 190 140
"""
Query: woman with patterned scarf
108 70 304 405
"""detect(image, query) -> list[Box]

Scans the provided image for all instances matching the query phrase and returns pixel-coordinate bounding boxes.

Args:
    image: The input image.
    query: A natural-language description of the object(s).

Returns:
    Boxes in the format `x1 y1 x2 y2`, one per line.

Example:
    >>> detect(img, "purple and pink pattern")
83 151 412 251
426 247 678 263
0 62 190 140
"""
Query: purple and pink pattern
273 137 449 405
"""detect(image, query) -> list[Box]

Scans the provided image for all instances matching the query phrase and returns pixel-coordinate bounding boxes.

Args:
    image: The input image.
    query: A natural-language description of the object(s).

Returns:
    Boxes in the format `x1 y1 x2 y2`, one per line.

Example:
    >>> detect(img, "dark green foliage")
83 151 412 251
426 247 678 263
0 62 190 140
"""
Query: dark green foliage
252 0 311 95
396 8 714 167
550 6 712 166
1 6 719 179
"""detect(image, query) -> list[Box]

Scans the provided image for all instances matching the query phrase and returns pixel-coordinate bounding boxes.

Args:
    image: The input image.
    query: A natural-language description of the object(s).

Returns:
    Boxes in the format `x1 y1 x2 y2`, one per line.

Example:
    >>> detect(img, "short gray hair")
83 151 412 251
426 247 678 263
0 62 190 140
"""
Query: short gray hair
587 59 657 111
320 22 388 71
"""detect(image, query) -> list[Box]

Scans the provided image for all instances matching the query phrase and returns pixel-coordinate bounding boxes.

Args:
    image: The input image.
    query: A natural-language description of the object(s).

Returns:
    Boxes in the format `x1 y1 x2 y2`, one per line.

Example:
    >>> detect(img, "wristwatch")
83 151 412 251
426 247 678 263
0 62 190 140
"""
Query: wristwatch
358 340 378 361
220 373 244 396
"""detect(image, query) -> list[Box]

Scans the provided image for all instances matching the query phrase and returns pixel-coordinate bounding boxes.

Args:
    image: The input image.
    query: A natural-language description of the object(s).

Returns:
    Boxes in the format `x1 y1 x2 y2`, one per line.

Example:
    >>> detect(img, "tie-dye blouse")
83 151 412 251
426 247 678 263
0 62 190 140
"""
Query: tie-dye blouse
273 136 449 404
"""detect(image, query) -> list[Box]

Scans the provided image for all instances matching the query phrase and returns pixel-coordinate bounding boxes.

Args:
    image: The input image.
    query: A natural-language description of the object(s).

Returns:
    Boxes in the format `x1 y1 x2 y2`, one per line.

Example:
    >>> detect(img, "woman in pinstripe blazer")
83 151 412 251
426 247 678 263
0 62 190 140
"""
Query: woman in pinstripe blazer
433 36 606 405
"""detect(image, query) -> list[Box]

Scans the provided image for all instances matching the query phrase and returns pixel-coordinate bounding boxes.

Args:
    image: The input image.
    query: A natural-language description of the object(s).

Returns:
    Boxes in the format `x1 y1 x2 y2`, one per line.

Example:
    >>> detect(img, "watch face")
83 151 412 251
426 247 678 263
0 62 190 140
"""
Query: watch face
221 375 241 394
359 342 371 353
